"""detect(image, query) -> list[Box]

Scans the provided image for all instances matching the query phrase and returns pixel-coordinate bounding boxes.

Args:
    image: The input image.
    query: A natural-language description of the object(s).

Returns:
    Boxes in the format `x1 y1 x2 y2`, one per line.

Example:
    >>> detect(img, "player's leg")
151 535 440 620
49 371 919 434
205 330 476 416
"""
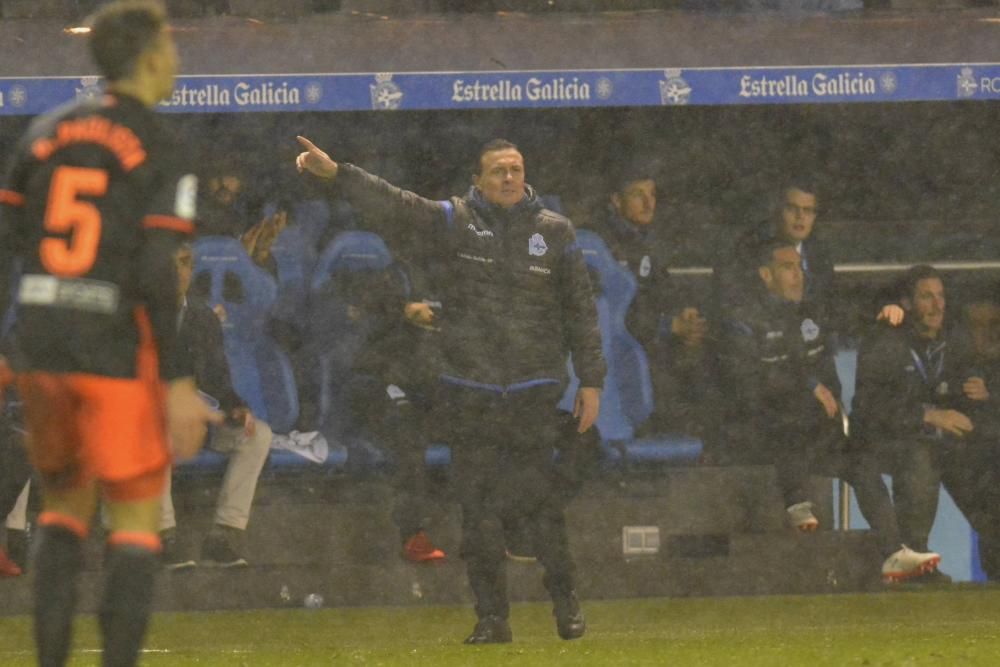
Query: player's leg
16 372 94 667
101 475 166 667
33 481 97 667
78 372 171 667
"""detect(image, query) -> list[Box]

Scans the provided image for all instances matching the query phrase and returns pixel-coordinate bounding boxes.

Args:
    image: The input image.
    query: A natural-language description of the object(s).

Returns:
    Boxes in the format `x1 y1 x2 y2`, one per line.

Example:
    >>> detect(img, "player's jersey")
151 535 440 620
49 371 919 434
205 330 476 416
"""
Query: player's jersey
0 92 196 379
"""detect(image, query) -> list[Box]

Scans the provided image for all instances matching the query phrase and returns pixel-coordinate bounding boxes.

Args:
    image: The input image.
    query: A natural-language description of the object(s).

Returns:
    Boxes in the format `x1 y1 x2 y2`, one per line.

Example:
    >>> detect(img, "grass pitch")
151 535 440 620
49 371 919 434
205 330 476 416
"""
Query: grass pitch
2 588 1000 665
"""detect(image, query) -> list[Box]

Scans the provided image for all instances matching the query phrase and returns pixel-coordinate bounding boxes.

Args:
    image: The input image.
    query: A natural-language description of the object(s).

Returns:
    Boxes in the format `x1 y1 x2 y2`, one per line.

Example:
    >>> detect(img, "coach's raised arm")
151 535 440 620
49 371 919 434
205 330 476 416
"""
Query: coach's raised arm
295 135 451 237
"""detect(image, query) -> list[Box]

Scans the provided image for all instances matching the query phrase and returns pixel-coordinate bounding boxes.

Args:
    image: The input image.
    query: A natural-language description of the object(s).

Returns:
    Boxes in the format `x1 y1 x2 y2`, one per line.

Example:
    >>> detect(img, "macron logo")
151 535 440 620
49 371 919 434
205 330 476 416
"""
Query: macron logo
467 224 494 238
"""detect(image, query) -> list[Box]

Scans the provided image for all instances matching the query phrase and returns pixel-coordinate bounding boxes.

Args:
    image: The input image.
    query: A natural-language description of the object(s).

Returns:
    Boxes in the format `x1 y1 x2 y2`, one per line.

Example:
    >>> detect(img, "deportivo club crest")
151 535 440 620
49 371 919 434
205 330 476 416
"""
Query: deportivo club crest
639 255 651 278
76 76 102 103
529 233 548 257
370 73 403 110
800 318 820 342
957 67 978 98
659 69 691 106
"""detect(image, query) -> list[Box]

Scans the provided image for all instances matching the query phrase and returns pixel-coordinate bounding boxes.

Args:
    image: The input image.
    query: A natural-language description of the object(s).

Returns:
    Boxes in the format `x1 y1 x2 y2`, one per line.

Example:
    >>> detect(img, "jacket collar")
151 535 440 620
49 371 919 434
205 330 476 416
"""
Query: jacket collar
467 183 542 223
605 205 653 244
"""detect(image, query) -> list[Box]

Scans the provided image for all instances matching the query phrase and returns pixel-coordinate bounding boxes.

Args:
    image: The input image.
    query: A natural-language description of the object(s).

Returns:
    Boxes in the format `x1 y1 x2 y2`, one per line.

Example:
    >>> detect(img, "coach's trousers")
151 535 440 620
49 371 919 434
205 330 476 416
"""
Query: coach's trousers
442 384 576 620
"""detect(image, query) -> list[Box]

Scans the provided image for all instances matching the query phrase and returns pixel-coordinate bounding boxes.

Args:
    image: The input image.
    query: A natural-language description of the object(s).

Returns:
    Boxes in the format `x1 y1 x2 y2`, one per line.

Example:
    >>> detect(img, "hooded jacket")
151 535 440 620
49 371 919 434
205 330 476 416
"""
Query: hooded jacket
332 163 606 394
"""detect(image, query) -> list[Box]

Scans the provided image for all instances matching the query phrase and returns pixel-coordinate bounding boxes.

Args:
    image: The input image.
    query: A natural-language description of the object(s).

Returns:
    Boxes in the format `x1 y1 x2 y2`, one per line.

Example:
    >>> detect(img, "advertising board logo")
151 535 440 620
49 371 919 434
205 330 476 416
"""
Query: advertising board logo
878 71 898 94
596 77 614 100
957 67 978 98
8 84 27 107
659 69 691 105
76 76 102 102
370 73 403 110
305 82 323 105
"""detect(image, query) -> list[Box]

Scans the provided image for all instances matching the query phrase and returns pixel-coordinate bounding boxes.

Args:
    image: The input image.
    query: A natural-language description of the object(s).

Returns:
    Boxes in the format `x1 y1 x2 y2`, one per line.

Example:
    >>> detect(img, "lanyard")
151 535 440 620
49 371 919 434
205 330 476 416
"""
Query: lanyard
909 342 946 384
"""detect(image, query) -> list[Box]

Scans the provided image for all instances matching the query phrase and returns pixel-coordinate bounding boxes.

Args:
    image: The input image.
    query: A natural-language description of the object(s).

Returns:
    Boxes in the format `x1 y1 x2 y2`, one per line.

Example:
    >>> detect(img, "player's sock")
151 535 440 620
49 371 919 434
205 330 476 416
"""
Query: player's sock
33 514 87 667
99 532 161 667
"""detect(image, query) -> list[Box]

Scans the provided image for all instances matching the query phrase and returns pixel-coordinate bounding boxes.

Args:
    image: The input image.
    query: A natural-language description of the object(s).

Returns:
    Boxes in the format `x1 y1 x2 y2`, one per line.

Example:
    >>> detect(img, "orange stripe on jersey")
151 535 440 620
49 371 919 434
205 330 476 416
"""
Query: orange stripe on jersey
108 530 162 553
38 511 89 539
0 189 25 207
143 215 194 235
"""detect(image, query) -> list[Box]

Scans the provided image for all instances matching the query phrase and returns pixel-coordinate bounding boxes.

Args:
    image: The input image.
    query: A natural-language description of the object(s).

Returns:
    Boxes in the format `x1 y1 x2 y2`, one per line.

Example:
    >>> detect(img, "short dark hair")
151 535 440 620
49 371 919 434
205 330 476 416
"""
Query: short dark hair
88 1 168 83
611 161 657 197
755 238 798 269
776 176 821 213
474 138 519 174
900 264 944 302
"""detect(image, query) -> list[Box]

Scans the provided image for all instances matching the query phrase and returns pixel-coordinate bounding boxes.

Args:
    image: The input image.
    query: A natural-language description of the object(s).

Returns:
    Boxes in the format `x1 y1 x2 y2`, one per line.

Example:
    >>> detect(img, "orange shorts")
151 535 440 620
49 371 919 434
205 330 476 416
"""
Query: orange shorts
16 372 170 502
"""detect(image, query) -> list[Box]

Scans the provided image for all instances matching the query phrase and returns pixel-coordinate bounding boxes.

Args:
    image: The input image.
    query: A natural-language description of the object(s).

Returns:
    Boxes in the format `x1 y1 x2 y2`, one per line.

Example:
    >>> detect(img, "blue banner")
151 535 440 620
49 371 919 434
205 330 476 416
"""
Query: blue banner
1 64 999 116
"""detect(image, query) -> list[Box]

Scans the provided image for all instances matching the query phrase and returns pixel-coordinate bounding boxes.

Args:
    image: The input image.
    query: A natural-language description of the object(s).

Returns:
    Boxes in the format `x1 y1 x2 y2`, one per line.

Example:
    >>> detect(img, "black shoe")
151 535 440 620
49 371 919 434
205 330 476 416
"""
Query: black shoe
553 591 586 640
463 615 512 644
161 536 196 572
200 533 248 568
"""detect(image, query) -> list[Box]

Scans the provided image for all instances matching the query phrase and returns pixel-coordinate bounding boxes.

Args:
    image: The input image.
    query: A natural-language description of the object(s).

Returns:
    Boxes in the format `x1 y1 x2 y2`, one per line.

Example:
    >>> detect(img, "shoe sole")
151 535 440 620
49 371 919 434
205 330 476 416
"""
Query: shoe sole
404 550 447 563
200 559 249 569
882 555 942 583
795 520 819 533
164 560 197 572
506 551 539 563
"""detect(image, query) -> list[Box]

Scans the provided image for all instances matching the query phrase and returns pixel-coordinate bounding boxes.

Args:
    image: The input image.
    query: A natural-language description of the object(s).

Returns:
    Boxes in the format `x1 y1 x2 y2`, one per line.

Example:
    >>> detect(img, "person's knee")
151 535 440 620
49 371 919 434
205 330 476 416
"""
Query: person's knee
105 498 161 535
40 481 98 528
103 469 167 534
461 516 505 563
250 420 273 456
905 456 941 488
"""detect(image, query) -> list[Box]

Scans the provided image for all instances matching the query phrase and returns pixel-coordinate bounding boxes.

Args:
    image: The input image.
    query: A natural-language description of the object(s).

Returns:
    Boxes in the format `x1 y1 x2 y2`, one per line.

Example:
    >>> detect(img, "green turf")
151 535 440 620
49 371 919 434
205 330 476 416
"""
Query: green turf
2 589 1000 665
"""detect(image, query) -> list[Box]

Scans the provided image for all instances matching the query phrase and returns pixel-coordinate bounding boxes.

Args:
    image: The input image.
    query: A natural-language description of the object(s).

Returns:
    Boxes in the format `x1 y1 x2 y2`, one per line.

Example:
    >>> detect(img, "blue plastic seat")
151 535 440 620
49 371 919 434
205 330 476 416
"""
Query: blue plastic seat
269 223 318 325
264 446 349 476
192 236 277 339
191 236 299 433
563 230 701 466
308 232 396 448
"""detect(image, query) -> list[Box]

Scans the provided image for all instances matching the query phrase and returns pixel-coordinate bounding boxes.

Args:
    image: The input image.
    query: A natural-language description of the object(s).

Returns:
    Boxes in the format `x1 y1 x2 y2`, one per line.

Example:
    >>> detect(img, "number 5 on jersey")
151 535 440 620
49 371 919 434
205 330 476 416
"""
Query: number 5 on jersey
40 166 108 277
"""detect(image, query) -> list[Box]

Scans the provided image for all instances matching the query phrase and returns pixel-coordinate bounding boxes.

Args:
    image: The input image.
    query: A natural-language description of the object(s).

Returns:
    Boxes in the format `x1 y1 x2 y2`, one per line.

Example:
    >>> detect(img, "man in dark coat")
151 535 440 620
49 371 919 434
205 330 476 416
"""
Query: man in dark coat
295 135 605 644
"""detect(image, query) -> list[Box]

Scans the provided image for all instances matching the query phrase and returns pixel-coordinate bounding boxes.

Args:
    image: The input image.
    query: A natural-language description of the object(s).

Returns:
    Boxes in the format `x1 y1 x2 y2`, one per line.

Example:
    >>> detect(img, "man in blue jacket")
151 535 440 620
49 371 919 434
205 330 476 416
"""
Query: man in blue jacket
296 136 605 644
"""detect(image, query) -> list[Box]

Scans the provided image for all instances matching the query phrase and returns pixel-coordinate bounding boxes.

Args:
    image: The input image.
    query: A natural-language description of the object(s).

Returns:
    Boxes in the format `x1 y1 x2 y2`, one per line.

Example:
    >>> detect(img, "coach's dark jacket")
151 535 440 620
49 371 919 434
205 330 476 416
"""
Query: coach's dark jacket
719 293 839 430
176 296 245 413
851 321 983 446
333 163 605 393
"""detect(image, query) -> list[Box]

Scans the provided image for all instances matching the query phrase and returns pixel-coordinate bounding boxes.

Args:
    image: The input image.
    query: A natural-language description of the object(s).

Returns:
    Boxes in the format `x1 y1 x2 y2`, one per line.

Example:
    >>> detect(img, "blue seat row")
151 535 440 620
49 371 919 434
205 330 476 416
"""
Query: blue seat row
178 203 702 476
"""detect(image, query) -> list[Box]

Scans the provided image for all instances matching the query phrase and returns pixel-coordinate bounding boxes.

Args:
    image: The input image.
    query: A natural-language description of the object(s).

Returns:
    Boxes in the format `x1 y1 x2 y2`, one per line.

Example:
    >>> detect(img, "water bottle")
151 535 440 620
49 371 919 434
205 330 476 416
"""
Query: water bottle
279 585 291 604
304 593 324 609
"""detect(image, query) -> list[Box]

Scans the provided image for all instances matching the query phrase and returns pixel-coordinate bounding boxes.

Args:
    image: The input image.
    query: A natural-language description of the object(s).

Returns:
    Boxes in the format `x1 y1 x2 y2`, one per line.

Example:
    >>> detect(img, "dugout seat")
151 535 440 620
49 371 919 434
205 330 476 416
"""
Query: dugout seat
192 236 277 338
309 232 397 459
561 230 702 466
188 237 300 459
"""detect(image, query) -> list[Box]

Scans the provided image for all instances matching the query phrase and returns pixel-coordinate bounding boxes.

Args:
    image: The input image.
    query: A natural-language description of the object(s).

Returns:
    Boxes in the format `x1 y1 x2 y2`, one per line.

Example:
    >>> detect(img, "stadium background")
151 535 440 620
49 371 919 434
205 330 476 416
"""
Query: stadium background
1 0 999 602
